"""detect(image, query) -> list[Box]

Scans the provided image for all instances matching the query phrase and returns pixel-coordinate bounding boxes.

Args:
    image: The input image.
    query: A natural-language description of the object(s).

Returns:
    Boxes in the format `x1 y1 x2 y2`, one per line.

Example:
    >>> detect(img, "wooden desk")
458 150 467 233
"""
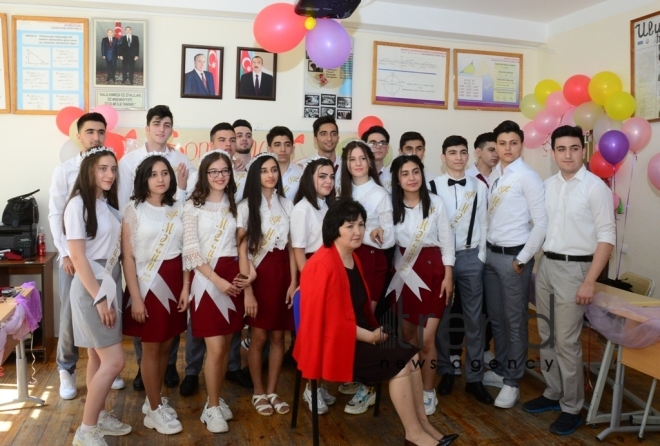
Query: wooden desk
0 252 55 362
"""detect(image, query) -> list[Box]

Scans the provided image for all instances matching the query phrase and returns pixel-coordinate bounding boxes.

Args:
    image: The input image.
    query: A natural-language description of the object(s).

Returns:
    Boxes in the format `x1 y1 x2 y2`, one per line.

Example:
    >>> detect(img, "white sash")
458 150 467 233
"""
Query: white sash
450 189 477 231
386 208 434 301
488 170 525 222
251 201 283 269
91 204 121 310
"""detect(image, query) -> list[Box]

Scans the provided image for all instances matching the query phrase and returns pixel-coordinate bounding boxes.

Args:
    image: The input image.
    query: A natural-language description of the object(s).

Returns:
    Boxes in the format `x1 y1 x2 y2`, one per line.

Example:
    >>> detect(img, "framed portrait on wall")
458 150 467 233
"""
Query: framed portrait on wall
92 19 146 87
236 47 277 101
180 45 223 99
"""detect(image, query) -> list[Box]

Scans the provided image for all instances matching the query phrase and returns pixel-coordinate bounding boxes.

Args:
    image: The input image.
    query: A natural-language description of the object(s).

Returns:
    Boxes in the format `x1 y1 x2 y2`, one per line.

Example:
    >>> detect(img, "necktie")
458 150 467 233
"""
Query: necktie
200 72 207 91
254 75 260 95
109 39 112 47
476 173 488 186
448 178 466 187
128 36 131 46
333 164 339 173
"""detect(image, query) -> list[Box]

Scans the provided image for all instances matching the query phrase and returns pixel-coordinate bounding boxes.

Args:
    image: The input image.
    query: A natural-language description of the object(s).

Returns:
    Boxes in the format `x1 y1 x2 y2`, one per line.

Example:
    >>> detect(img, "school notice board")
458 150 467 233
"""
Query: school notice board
453 49 522 111
12 16 88 114
631 11 660 122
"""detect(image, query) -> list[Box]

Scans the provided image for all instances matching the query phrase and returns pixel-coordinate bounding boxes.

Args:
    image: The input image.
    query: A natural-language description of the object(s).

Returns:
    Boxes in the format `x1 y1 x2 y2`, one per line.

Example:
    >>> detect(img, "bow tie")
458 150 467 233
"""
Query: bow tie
448 178 466 187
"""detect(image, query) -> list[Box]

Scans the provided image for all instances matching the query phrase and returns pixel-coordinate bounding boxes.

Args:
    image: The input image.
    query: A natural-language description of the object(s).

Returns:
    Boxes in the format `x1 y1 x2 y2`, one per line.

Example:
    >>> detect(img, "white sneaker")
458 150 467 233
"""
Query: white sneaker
423 389 438 415
494 385 520 409
142 396 178 418
450 355 462 376
200 403 228 433
338 381 360 395
59 370 77 400
303 386 329 414
72 425 107 446
144 405 183 435
111 375 125 390
97 410 131 436
241 337 250 350
319 386 336 406
484 350 496 368
344 385 376 414
482 370 504 388
219 398 233 421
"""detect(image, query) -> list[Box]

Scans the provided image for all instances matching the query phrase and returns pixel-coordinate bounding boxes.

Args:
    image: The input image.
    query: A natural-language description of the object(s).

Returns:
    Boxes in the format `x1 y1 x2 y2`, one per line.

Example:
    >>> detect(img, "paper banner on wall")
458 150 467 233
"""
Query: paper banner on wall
303 38 353 120
632 13 660 121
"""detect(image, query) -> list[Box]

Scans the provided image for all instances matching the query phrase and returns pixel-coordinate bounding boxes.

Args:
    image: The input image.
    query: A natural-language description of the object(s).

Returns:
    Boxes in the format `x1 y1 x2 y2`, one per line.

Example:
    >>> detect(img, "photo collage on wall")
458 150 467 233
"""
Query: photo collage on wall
303 39 353 119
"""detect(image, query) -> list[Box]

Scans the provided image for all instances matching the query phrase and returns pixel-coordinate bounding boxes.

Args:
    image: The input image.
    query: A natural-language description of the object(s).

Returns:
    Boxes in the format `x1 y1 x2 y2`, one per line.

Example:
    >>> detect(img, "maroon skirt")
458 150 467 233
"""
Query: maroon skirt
190 256 245 338
122 255 187 342
390 246 447 325
247 248 294 331
354 244 388 302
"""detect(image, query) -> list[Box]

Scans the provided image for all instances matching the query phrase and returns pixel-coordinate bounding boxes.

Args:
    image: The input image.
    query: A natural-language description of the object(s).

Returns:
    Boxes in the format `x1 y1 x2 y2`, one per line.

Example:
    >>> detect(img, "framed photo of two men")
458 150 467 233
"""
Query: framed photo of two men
235 47 277 101
180 45 224 99
93 19 146 87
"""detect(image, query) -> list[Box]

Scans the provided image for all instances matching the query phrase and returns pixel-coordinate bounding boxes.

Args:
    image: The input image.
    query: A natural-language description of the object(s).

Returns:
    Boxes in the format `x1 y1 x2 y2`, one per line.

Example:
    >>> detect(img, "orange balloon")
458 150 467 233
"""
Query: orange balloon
105 132 125 160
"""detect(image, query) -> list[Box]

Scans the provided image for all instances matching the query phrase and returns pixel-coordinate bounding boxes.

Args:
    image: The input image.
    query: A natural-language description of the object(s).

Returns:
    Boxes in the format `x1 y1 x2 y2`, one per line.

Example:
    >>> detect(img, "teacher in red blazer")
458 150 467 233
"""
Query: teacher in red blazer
294 198 458 446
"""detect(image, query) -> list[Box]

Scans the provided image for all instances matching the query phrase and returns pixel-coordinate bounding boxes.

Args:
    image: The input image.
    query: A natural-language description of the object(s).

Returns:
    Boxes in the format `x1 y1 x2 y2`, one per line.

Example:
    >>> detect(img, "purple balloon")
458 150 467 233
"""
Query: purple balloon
305 19 351 69
599 130 629 165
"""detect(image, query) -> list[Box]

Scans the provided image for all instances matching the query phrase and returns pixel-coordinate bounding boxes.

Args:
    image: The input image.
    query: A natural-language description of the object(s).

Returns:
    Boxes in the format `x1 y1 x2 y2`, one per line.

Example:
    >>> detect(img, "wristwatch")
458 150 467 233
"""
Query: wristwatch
516 260 526 269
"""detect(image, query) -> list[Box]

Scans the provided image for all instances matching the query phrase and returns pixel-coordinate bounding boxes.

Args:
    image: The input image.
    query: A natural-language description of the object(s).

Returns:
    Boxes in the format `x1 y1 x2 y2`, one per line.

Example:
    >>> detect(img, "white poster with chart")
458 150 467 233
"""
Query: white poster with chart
631 11 660 122
0 14 10 113
303 39 353 119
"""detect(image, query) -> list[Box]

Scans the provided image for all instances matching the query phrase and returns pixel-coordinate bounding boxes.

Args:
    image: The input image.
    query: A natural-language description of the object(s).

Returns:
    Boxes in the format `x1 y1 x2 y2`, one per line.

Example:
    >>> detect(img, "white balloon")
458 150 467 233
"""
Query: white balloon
60 139 80 162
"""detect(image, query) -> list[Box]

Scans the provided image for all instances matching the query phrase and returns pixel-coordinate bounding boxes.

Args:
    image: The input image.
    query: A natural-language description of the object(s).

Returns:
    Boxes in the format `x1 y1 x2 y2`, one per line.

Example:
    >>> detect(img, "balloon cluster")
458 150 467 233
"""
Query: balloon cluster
253 3 351 69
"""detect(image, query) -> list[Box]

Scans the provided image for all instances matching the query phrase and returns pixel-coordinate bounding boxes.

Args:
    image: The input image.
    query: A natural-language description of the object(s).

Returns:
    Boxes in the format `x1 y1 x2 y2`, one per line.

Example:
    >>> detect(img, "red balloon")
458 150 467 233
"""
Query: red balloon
105 132 125 160
56 106 85 135
563 74 591 106
589 151 621 179
253 3 307 53
358 116 384 139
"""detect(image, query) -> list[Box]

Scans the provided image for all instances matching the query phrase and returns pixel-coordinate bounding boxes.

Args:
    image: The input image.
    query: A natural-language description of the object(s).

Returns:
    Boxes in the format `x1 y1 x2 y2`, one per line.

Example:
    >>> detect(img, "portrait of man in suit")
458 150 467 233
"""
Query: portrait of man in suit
119 26 140 85
100 29 119 83
93 19 146 88
184 54 215 96
236 49 277 101
180 46 223 99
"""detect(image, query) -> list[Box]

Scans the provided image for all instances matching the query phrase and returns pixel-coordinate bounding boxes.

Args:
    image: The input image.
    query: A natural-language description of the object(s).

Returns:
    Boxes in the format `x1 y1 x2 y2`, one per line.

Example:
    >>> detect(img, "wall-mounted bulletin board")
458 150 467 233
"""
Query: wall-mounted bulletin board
12 16 88 114
631 11 660 122
453 49 522 112
372 41 449 109
0 14 10 113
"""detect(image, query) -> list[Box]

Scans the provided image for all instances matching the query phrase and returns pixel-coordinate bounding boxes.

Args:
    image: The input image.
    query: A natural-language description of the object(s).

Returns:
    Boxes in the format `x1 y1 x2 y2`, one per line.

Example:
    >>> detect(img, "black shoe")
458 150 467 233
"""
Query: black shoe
132 368 144 391
465 382 493 404
438 433 459 446
164 364 180 388
522 395 562 413
549 412 583 435
179 375 199 397
437 373 455 396
225 367 253 389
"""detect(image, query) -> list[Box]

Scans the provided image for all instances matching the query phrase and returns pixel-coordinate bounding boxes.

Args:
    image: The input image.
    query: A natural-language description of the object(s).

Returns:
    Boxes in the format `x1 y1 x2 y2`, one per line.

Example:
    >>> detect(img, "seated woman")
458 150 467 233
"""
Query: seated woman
294 198 458 446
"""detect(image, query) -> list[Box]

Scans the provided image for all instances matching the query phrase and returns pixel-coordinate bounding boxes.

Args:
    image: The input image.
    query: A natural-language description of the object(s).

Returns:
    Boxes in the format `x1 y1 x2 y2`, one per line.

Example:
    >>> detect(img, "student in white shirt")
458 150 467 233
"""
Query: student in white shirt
399 131 427 160
238 153 297 417
233 119 254 172
267 126 303 201
466 132 498 187
429 136 492 406
388 155 454 416
361 125 392 193
522 125 615 435
298 116 342 184
64 148 131 445
483 120 548 409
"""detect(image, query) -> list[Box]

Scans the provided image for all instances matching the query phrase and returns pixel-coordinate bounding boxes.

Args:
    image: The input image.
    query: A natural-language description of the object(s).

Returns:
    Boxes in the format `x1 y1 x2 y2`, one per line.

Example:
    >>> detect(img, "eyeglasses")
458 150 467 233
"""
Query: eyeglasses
207 169 231 178
367 141 388 148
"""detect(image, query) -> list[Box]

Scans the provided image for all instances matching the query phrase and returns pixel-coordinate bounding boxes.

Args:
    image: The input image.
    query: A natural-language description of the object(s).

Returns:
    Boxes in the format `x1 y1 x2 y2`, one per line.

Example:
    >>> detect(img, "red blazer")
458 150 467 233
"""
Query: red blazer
293 244 379 382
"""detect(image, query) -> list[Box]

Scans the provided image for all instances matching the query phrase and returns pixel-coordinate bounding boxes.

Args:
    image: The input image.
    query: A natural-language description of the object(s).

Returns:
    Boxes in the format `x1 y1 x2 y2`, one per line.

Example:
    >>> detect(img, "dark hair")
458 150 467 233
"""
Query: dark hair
293 158 336 208
390 155 431 225
232 119 252 131
340 141 383 199
130 155 177 207
240 155 285 256
77 112 107 132
493 120 524 143
190 151 237 216
64 149 118 239
194 53 205 62
474 132 496 150
252 55 263 63
361 125 390 144
266 126 294 146
210 122 235 141
312 115 338 137
147 105 174 126
399 131 425 149
442 135 468 154
550 125 584 150
322 198 367 247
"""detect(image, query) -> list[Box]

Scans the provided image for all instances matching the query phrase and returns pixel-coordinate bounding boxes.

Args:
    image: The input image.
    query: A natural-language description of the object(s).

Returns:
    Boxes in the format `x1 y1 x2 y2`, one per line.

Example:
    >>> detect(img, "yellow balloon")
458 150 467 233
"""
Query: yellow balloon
534 79 561 105
605 91 636 121
68 120 84 149
520 93 543 120
304 17 317 31
588 71 622 106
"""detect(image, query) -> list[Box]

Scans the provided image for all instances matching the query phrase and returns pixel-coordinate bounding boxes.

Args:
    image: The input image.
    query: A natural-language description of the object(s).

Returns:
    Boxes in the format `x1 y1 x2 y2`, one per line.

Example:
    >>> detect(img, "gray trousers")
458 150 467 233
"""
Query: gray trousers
483 250 534 387
436 248 485 382
56 265 79 373
536 256 589 414
183 327 243 376
133 334 180 366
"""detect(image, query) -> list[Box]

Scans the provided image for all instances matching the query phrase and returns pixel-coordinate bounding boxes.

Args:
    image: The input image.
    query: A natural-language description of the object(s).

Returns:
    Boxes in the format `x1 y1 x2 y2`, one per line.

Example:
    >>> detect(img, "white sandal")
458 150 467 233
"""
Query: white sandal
266 393 290 415
252 394 273 416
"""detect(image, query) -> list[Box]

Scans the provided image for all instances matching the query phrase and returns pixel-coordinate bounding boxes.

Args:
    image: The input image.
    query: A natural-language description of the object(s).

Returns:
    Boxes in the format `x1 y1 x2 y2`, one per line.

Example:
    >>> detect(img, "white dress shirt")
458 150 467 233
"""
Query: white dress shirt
378 165 392 193
543 165 615 255
290 197 328 253
123 200 183 263
281 162 303 201
237 193 293 253
352 179 395 249
431 173 488 263
487 157 547 264
48 153 82 261
64 196 120 260
394 193 456 266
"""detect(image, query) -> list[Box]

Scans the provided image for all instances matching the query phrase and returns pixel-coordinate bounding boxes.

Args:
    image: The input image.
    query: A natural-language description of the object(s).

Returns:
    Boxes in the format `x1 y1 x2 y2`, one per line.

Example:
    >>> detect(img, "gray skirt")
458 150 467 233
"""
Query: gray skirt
70 259 123 349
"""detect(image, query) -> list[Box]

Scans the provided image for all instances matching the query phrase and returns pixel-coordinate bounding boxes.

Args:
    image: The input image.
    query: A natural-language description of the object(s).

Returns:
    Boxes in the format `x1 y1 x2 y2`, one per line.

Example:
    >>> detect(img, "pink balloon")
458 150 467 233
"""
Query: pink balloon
533 109 561 135
648 153 660 189
612 192 620 209
546 91 571 117
594 143 599 152
622 117 652 154
523 121 548 149
560 106 577 126
92 104 118 131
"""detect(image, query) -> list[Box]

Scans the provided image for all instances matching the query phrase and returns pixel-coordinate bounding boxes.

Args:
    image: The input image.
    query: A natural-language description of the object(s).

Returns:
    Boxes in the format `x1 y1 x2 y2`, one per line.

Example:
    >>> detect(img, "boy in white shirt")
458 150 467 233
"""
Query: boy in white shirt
267 126 303 200
361 125 392 193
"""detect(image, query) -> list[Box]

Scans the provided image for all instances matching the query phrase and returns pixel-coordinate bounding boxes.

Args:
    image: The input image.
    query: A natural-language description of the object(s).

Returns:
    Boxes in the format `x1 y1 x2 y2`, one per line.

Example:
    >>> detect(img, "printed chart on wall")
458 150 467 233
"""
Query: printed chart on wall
631 11 660 122
453 49 522 111
12 16 88 114
303 39 353 120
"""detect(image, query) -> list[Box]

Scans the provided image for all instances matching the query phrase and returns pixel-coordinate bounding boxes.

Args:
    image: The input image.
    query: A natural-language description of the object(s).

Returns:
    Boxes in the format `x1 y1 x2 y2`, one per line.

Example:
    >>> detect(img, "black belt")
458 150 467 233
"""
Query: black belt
544 251 593 262
486 242 525 255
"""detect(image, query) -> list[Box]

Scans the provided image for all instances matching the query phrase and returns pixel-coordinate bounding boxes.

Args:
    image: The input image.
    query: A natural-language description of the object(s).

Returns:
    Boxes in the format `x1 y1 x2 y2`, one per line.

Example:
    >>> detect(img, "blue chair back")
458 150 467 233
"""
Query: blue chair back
293 290 301 333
